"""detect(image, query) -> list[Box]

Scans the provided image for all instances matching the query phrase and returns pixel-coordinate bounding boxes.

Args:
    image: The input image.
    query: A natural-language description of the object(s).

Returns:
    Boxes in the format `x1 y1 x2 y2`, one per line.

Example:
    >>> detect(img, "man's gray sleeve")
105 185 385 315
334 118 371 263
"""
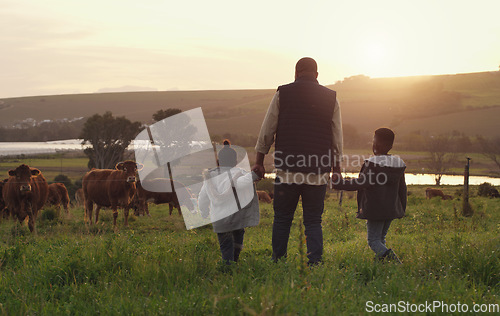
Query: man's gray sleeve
331 98 344 162
255 91 280 154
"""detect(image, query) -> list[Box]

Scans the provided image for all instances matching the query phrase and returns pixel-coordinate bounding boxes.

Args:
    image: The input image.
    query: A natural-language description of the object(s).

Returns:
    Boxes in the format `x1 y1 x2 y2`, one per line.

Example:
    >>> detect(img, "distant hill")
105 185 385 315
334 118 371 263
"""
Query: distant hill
1 71 499 139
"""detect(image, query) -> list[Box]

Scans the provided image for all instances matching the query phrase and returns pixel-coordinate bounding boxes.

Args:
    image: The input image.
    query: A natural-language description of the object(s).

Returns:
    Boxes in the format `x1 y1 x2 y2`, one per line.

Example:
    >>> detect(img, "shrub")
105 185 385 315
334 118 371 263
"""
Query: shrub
477 182 494 197
53 174 72 186
40 207 59 222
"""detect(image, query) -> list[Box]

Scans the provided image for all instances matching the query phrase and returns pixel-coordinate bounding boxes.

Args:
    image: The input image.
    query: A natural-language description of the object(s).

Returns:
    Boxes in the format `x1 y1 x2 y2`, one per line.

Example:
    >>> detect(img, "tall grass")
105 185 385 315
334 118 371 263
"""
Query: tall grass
0 191 498 315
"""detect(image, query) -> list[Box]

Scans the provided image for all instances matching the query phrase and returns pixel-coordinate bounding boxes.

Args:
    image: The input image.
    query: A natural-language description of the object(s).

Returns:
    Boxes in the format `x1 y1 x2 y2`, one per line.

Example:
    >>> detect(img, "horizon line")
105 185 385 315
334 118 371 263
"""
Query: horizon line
1 69 499 100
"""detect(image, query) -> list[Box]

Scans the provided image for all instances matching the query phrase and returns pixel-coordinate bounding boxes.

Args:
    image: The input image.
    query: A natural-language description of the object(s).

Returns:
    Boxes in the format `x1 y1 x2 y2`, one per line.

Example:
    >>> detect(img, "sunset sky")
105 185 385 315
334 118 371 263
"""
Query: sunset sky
1 0 499 98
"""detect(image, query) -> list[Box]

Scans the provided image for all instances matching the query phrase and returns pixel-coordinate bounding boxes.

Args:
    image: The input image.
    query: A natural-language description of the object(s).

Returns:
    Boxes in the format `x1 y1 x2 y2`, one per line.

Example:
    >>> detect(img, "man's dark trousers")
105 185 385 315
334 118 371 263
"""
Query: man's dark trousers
272 178 327 265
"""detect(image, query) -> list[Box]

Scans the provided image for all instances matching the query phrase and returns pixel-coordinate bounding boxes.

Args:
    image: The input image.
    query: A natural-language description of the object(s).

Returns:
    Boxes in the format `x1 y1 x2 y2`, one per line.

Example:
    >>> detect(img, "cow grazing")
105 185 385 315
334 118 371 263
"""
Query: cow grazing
134 178 194 216
74 188 84 206
83 160 143 227
257 190 272 203
2 164 49 232
425 188 452 200
47 183 70 213
488 188 500 198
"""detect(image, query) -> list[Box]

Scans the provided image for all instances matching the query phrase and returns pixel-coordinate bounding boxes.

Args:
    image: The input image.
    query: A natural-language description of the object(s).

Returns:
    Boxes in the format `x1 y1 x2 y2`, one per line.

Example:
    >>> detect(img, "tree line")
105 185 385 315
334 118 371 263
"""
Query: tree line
0 120 85 142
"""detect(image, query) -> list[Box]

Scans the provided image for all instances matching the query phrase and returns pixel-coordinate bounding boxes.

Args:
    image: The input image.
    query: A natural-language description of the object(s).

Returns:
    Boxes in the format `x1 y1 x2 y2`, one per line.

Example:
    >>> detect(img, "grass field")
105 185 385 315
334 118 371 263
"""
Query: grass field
0 186 498 315
0 156 88 183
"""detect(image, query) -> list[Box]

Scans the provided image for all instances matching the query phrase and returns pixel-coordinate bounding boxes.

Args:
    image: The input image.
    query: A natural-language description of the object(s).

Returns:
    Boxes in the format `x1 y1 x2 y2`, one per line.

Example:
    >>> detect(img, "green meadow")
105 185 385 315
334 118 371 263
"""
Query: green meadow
0 188 498 315
0 156 88 183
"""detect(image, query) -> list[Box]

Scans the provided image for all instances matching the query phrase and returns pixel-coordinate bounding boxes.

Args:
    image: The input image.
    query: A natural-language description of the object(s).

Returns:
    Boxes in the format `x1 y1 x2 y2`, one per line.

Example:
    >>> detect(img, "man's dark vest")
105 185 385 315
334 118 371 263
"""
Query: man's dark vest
274 77 336 174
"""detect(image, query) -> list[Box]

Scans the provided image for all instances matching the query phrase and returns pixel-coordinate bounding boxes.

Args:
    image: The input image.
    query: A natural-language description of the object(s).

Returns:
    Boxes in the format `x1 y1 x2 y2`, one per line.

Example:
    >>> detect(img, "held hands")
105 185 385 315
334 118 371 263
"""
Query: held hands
251 164 265 180
330 166 343 189
253 152 266 181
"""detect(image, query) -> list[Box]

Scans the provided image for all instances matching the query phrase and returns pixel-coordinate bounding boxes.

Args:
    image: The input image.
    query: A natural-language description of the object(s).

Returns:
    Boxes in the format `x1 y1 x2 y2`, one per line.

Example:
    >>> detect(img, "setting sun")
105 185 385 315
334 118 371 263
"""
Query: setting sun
365 43 387 64
357 39 392 77
0 0 499 97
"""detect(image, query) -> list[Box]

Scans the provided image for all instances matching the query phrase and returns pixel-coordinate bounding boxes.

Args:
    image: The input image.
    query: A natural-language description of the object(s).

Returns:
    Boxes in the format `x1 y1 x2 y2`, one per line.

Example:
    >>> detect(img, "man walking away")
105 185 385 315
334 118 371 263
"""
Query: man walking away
252 57 343 265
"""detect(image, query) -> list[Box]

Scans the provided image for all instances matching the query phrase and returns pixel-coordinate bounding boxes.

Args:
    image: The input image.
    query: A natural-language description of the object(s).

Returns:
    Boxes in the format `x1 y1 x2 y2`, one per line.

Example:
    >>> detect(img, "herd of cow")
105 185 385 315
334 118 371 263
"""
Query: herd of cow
0 161 190 232
4 160 485 234
0 160 277 233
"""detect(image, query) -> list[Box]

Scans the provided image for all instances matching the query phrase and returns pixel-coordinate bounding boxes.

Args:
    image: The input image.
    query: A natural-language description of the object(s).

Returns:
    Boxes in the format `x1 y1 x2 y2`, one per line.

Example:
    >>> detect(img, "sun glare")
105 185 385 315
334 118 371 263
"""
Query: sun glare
356 39 393 77
365 43 386 63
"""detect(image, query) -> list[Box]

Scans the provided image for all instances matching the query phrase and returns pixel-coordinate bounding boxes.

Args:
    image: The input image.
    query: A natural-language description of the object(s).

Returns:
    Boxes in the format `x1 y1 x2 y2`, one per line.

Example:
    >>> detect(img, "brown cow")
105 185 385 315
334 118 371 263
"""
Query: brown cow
74 188 84 206
488 188 500 198
133 178 194 216
47 183 70 213
0 179 9 218
257 190 272 203
82 160 142 227
425 188 452 200
2 164 49 232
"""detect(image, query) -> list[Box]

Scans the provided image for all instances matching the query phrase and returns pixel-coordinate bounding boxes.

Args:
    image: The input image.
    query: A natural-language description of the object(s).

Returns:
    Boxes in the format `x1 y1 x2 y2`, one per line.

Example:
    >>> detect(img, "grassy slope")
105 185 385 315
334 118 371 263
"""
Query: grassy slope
0 188 498 315
392 107 500 137
1 72 500 138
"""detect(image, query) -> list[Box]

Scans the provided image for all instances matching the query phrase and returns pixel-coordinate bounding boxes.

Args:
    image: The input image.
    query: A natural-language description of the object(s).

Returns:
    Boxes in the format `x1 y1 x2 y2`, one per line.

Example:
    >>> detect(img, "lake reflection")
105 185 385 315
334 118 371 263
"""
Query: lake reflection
264 172 500 186
0 140 90 156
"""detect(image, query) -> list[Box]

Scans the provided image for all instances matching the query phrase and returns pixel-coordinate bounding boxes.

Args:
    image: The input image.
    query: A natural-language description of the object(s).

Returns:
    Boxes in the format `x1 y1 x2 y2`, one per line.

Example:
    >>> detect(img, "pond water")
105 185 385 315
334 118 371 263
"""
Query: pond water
0 140 90 156
264 172 500 186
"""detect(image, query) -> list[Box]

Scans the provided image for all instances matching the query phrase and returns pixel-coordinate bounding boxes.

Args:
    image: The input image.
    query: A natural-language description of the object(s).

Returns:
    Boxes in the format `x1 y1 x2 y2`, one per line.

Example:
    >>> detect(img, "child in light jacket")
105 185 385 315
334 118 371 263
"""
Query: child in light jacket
198 140 260 264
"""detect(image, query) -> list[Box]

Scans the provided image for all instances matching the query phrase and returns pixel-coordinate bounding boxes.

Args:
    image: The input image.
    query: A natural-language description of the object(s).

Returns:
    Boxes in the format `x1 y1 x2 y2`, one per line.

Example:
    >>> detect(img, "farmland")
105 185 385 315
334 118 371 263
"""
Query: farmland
1 70 500 315
0 186 498 315
1 71 500 140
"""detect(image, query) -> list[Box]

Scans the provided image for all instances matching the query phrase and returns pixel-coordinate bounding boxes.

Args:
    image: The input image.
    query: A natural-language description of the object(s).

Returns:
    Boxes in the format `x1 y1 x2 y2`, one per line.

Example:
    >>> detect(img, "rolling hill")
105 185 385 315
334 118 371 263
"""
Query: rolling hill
1 71 499 140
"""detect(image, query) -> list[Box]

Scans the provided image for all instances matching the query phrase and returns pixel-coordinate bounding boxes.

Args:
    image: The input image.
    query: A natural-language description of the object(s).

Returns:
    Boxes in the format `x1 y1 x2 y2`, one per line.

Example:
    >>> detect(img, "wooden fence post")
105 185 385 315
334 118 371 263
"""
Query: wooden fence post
462 157 473 217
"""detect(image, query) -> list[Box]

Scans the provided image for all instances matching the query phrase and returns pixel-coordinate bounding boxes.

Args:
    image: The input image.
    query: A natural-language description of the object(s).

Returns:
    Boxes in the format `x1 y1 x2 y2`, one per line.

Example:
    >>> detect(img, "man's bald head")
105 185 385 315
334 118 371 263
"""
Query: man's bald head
295 57 318 79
